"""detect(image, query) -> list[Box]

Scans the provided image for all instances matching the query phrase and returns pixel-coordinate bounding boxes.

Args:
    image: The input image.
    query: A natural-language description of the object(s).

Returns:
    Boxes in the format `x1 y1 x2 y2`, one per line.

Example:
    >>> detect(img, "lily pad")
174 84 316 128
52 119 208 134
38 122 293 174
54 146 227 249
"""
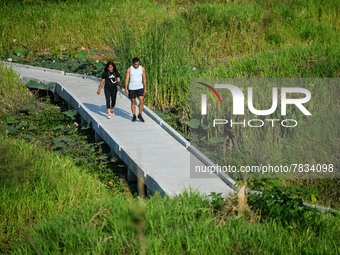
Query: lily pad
20 134 36 141
54 142 66 149
95 62 104 69
53 125 65 131
153 110 164 119
59 54 69 60
53 137 63 143
6 117 16 124
35 113 45 119
68 60 78 68
209 137 224 143
17 121 28 128
26 80 40 89
61 136 73 142
22 104 35 110
82 66 92 74
6 126 17 134
81 124 91 130
63 109 78 118
27 80 55 90
61 66 70 73
186 119 200 129
28 125 37 131
77 50 87 59
14 47 29 56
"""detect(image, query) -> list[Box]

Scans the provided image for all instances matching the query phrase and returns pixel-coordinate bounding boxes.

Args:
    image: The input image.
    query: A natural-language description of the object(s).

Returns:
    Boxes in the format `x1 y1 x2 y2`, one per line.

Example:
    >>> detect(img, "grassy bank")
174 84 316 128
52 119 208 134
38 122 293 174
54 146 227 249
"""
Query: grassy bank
0 136 112 253
1 0 339 60
0 134 338 254
14 190 340 254
0 65 35 121
1 0 339 109
1 128 338 253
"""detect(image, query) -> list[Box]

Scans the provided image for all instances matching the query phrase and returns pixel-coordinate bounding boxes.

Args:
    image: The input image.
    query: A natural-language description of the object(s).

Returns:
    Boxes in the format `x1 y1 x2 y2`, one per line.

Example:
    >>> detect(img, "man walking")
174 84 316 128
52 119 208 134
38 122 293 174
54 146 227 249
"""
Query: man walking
125 57 147 122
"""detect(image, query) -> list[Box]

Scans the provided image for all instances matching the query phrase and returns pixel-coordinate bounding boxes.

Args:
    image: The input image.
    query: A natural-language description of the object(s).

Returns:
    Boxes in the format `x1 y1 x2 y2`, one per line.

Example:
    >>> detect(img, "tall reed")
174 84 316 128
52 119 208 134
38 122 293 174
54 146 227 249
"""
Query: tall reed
107 19 193 111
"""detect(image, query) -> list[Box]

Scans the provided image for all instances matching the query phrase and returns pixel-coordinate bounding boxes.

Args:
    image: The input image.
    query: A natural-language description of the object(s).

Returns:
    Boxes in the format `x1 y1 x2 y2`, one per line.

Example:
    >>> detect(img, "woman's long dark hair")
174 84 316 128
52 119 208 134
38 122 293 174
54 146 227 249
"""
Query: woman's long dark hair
104 61 118 73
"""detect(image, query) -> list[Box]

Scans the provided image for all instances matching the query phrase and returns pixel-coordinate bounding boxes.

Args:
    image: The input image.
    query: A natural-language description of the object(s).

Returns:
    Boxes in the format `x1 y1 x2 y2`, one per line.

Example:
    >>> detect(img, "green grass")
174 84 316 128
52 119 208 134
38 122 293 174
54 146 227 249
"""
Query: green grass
0 0 168 56
1 0 338 60
1 0 339 110
0 1 339 252
1 131 338 253
204 43 340 78
0 136 112 253
11 187 340 254
0 63 35 121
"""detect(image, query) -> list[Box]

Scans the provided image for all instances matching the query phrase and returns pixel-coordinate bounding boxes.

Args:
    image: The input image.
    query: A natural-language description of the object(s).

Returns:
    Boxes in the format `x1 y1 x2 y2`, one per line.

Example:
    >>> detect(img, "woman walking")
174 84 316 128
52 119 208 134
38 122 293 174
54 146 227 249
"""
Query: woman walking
97 62 121 119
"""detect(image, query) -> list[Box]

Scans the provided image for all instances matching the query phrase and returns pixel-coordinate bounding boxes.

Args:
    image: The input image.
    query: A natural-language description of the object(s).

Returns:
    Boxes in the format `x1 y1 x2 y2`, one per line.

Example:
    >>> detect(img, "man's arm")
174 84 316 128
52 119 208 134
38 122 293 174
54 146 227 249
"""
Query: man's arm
142 67 147 94
125 67 130 94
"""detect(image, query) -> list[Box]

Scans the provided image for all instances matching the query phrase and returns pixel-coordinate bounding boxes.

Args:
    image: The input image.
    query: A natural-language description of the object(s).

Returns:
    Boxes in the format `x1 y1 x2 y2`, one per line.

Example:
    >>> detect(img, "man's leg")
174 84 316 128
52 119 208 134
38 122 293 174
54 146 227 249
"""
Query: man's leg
131 98 136 115
137 95 145 122
138 96 144 114
131 98 136 122
129 90 137 122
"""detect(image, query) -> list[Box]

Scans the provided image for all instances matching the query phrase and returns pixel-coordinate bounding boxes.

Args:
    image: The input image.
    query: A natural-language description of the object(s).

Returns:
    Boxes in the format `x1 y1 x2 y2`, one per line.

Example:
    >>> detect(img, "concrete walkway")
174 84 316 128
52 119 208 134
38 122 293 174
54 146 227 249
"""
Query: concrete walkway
4 62 235 197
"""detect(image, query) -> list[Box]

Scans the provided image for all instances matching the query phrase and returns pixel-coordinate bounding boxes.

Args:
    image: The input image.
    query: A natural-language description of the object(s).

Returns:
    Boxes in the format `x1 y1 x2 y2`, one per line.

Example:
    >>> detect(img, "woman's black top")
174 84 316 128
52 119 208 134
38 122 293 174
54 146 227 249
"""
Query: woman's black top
101 71 121 87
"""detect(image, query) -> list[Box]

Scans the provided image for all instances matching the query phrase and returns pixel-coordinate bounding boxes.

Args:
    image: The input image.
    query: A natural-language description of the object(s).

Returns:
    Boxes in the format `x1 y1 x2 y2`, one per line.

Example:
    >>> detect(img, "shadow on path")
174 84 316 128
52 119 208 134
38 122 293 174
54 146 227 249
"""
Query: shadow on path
83 103 131 120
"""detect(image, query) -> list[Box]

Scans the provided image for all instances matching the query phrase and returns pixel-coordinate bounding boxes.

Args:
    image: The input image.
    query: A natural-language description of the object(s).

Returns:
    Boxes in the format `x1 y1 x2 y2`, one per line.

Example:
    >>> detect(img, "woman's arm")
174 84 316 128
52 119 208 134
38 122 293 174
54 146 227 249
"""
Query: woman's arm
97 78 105 95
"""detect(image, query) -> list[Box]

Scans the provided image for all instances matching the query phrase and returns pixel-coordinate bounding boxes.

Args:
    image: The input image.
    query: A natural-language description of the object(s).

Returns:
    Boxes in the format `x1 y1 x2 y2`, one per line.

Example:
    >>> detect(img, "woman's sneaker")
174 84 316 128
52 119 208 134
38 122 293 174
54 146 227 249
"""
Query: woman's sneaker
111 109 115 116
107 113 112 119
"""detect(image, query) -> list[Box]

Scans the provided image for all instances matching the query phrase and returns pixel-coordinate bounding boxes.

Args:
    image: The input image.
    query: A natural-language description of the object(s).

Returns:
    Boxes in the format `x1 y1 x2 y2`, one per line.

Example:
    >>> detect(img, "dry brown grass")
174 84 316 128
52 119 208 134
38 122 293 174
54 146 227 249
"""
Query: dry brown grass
215 182 260 225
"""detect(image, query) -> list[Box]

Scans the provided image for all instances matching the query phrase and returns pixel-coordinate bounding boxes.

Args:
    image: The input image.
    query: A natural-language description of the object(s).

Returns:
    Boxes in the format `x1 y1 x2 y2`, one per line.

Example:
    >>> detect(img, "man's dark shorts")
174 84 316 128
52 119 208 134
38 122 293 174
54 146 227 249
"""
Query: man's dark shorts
129 88 144 99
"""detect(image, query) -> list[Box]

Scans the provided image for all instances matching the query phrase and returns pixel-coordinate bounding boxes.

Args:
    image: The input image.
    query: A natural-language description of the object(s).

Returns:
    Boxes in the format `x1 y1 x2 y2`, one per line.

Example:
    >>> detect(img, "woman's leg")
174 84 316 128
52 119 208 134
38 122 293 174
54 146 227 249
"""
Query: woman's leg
104 87 111 114
110 86 118 113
